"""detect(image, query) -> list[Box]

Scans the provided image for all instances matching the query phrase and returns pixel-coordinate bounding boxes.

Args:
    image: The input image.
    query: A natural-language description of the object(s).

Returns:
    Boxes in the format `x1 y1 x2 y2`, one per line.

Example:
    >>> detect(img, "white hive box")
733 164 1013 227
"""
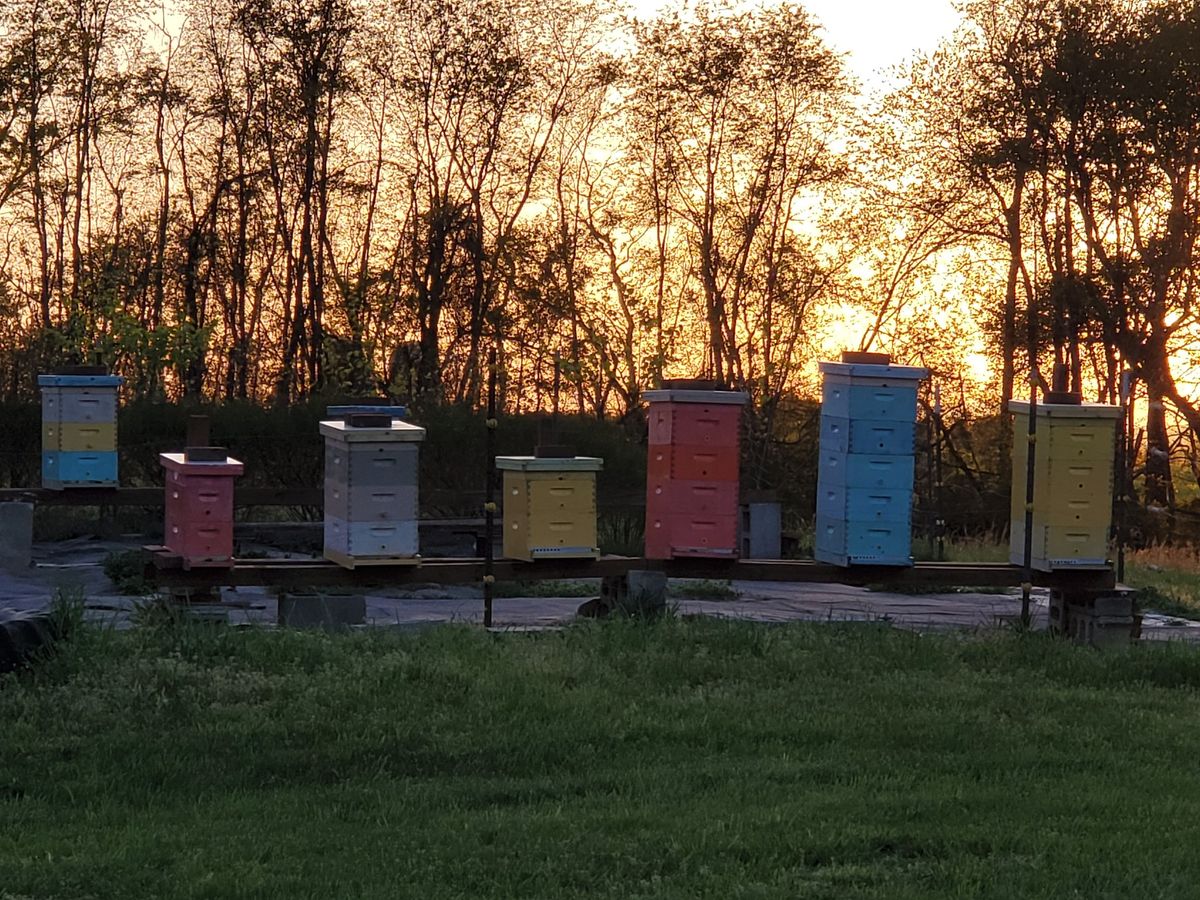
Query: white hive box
320 418 426 568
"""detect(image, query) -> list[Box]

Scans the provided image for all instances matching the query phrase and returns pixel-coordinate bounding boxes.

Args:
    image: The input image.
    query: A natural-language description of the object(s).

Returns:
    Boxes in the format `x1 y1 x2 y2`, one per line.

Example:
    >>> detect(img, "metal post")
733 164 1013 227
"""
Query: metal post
1116 371 1132 583
483 346 498 628
934 385 945 562
1021 375 1038 629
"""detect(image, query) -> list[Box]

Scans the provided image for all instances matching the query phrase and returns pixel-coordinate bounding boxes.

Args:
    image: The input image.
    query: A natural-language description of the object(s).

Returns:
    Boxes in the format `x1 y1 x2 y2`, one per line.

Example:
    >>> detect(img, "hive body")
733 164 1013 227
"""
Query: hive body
1009 401 1119 571
159 452 243 567
644 389 748 559
320 419 425 567
38 373 123 489
814 362 928 566
498 456 602 561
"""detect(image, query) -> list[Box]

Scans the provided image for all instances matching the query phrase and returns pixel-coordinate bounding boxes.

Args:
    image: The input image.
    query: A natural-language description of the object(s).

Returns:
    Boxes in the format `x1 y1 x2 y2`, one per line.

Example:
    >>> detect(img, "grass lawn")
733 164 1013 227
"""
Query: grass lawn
4 617 1200 898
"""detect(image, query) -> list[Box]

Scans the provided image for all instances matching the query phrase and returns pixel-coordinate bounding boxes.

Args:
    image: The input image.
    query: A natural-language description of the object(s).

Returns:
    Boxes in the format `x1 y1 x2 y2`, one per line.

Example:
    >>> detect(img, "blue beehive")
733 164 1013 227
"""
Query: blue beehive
38 370 124 490
814 356 928 566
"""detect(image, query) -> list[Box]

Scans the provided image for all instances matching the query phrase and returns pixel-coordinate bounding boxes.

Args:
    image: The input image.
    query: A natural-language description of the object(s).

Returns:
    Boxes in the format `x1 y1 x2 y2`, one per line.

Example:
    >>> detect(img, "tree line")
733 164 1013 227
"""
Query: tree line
1 0 1199 502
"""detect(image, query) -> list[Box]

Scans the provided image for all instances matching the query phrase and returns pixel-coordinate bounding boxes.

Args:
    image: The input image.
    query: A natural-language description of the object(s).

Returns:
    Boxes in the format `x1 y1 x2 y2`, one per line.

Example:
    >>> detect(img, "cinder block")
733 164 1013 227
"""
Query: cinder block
599 570 668 616
0 503 33 571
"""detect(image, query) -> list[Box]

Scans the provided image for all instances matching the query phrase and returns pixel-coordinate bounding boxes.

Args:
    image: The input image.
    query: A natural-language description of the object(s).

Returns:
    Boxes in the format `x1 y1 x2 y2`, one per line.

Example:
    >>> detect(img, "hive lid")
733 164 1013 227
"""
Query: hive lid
159 451 244 475
1008 400 1122 419
319 419 426 442
643 389 748 405
37 373 125 388
496 455 603 472
818 361 929 381
326 404 407 420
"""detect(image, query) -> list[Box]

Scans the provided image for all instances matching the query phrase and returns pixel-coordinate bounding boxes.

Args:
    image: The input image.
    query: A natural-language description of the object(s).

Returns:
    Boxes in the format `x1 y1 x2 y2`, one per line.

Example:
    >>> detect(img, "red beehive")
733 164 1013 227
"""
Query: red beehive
644 385 748 559
159 448 243 568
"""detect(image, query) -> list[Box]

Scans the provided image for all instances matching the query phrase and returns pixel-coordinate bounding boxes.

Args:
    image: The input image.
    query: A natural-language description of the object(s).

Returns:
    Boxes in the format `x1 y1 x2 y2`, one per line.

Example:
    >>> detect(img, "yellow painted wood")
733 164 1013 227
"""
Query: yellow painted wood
42 422 117 452
1010 407 1118 570
501 469 598 560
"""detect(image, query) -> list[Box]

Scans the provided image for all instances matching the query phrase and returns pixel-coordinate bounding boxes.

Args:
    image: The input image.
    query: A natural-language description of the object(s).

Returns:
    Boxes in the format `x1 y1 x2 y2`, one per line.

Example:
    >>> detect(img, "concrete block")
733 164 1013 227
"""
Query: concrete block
600 570 668 616
741 501 782 559
278 591 366 629
0 503 33 571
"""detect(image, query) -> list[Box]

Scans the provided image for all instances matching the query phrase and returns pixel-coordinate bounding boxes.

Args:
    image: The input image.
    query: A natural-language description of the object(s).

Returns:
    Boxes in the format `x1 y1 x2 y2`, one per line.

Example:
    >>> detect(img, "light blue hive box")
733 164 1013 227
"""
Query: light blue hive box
814 358 929 566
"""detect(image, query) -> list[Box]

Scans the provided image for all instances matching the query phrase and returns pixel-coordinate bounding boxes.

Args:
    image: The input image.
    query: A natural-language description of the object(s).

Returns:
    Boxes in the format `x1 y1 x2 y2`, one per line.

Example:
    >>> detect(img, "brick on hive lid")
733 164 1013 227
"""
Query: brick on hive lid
839 350 892 365
346 413 393 429
534 444 577 459
1043 390 1082 405
184 446 230 463
53 364 110 376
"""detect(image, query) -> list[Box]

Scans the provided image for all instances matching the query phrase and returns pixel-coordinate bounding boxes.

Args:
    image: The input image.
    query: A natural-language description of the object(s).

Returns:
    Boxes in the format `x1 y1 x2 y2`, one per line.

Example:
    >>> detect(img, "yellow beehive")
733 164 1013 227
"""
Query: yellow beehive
1009 400 1120 571
497 456 603 561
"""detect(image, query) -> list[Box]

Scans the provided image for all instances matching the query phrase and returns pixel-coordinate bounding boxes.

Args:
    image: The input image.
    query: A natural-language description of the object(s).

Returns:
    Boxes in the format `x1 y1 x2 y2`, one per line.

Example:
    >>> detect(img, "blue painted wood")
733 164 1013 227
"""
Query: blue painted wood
37 374 123 388
817 451 915 491
816 486 912 524
42 451 118 489
820 415 916 456
821 382 919 422
325 405 407 419
813 514 913 566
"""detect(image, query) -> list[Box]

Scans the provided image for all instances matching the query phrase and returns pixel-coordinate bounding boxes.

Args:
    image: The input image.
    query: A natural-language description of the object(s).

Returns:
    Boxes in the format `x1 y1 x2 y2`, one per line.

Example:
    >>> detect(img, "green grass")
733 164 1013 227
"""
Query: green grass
1124 545 1200 620
5 619 1200 898
492 578 599 598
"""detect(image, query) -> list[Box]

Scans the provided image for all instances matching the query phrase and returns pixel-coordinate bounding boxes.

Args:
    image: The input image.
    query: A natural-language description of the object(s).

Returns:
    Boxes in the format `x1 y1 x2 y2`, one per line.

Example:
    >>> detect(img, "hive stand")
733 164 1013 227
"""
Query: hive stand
644 385 749 559
321 414 426 568
1009 398 1121 571
814 356 929 566
39 369 124 489
159 447 244 569
497 454 603 561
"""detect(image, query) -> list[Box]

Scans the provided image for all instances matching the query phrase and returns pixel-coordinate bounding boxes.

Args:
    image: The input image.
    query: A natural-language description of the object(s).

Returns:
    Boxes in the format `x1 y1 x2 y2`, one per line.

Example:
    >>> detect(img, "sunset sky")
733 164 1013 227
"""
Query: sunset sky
801 0 961 85
630 0 964 87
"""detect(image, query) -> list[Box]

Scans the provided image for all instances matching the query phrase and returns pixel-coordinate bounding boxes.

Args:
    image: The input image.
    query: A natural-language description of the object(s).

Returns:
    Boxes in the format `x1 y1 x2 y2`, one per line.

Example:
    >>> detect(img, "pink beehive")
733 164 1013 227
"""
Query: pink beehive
159 449 243 568
644 385 748 559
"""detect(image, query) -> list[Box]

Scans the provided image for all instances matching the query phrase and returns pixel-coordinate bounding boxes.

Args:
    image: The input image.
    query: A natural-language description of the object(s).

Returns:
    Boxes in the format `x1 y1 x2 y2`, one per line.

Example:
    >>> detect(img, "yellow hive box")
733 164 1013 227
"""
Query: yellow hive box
42 422 118 453
497 456 603 561
1009 400 1120 571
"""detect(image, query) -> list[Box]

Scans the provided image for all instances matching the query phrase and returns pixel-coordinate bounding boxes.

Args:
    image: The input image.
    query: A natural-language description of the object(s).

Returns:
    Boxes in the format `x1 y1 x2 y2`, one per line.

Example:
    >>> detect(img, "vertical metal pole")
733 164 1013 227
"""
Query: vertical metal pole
1021 375 1038 629
1116 371 1132 583
483 346 498 628
934 385 945 562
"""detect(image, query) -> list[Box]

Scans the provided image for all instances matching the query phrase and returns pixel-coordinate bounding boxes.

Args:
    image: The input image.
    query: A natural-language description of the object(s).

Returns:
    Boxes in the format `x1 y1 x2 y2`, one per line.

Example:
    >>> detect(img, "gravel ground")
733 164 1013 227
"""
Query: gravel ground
3 536 1198 642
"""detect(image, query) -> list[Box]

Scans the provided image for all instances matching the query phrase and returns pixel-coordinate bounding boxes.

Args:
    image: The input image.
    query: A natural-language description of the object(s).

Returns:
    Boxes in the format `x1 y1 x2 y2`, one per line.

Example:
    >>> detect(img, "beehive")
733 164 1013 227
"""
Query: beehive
497 455 603 560
1009 400 1120 571
159 449 243 567
644 387 748 559
38 370 123 489
814 359 928 566
320 416 425 568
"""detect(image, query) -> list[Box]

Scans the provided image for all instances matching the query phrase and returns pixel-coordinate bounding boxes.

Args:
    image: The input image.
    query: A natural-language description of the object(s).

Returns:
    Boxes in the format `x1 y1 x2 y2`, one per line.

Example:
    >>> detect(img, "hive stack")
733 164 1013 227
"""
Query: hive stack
321 414 425 567
159 448 243 568
39 368 123 489
1009 397 1120 570
814 356 928 566
497 452 603 561
644 384 748 559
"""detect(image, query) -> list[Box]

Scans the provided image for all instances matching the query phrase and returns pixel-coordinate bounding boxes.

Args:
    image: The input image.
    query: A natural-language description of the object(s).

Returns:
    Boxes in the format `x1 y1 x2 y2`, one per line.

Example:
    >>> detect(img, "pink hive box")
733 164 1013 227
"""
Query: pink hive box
160 451 243 568
644 387 748 559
